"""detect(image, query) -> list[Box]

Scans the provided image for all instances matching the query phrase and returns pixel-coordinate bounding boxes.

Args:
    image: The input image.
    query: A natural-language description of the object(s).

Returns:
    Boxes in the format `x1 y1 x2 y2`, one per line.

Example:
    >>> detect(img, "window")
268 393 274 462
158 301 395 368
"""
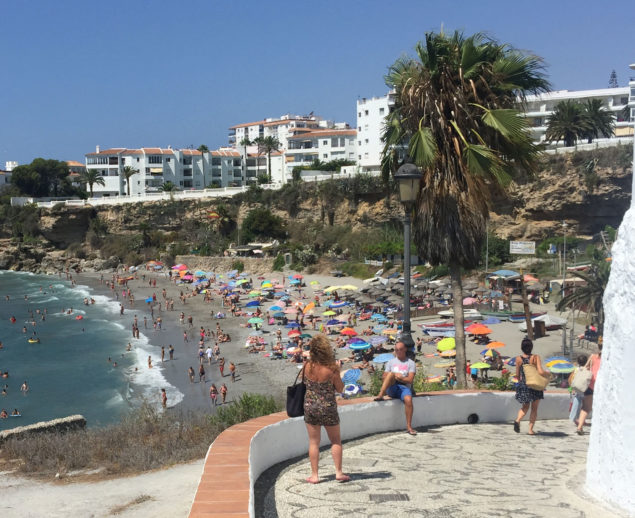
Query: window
166 157 170 162
323 140 328 146
211 158 221 166
331 138 339 147
323 154 328 159
358 141 361 146
183 169 193 177
183 180 193 188
379 107 385 115
148 155 162 164
136 157 140 162
620 97 628 105
358 155 362 160
358 112 361 117
364 152 369 158
365 139 369 144
358 126 361 132
340 138 345 147
364 110 368 116
183 157 192 165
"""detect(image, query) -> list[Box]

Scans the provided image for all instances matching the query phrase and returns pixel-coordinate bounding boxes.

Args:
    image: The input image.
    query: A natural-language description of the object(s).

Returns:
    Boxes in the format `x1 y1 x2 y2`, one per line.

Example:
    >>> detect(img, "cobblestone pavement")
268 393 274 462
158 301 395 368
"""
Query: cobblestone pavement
256 420 626 518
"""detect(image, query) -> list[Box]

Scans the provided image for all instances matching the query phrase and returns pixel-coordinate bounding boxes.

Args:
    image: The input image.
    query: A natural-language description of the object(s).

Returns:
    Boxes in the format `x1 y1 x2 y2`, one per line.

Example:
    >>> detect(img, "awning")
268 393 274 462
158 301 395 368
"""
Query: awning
149 168 163 174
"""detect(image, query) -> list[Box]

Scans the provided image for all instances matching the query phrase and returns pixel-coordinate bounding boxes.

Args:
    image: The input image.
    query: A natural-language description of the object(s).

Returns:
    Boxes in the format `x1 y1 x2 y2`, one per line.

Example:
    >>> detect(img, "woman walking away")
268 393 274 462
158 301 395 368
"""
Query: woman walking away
303 334 349 484
513 338 549 435
576 343 602 435
568 354 588 425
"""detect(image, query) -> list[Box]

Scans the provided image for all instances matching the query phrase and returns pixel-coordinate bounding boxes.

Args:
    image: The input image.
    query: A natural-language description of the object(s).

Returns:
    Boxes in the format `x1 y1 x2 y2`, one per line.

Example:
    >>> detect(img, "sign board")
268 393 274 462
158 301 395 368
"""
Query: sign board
510 241 535 255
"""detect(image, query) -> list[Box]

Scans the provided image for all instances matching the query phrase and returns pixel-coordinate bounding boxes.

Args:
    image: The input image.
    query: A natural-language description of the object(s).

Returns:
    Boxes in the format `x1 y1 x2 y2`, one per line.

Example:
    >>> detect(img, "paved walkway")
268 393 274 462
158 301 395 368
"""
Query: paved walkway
257 420 625 518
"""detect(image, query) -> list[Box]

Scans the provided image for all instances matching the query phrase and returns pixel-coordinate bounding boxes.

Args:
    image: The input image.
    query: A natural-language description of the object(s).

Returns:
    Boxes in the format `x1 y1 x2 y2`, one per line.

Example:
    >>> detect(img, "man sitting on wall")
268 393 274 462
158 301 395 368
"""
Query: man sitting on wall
374 341 417 435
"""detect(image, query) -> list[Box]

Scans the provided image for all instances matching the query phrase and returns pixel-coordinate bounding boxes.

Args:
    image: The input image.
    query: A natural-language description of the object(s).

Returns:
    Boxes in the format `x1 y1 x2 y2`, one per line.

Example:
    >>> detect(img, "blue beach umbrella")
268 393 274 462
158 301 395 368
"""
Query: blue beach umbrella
245 300 260 307
349 342 371 351
328 301 348 308
372 353 395 363
342 369 361 384
273 312 285 318
369 336 387 346
286 322 301 328
269 305 283 311
347 337 366 344
481 317 501 325
145 297 153 303
326 319 341 326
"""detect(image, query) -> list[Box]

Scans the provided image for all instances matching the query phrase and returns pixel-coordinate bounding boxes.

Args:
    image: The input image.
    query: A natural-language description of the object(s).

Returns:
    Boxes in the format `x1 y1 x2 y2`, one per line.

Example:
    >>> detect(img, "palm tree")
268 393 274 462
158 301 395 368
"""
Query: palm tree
382 30 548 387
546 100 590 147
582 99 615 143
556 260 610 332
79 169 106 197
159 181 179 201
253 136 265 180
260 136 281 183
122 166 139 196
197 145 209 153
239 137 251 184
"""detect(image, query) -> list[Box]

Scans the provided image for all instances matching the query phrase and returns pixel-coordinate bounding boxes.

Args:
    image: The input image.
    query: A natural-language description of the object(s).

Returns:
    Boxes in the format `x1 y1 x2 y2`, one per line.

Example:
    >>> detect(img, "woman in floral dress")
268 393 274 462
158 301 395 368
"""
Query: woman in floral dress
513 338 549 435
303 334 349 484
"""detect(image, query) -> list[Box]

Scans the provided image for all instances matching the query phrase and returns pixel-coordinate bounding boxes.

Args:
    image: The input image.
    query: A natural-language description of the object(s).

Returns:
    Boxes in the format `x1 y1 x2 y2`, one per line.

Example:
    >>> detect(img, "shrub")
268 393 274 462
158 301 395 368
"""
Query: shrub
272 253 285 271
231 259 244 273
241 208 286 243
209 393 279 428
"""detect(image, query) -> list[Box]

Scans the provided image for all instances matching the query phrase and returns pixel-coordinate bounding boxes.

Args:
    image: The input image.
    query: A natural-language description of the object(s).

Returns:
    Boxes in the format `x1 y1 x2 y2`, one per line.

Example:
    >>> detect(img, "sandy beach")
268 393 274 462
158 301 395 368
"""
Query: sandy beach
74 262 578 422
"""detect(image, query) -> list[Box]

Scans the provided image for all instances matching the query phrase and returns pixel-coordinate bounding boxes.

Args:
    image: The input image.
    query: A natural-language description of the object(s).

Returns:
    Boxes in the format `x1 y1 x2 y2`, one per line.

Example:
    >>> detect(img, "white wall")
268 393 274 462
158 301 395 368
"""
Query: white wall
357 94 392 171
586 208 635 515
247 392 569 517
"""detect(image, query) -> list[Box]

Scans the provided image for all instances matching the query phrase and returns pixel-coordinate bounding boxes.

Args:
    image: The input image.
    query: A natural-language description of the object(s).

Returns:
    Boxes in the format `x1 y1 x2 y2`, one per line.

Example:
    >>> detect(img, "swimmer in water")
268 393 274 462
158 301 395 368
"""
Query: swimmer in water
20 381 28 393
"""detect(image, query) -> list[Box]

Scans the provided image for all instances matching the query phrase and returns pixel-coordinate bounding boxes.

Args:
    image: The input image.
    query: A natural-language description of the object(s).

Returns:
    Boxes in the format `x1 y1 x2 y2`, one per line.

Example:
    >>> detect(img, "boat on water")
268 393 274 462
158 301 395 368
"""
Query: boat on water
437 309 482 320
508 312 546 323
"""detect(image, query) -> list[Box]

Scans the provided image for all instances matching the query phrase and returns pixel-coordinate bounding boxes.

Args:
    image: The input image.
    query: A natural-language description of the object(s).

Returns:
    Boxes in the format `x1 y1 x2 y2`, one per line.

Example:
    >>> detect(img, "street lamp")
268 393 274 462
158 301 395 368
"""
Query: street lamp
394 161 423 356
561 220 568 357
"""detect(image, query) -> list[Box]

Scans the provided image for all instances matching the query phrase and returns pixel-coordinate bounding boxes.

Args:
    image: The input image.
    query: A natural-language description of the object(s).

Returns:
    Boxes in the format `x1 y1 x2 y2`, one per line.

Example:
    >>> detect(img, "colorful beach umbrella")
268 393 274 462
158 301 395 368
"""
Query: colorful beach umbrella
248 317 263 324
245 300 260 307
436 337 456 351
310 280 320 286
322 310 336 316
486 341 506 349
269 305 283 311
349 342 371 350
302 302 315 314
340 327 357 336
471 362 491 369
549 362 574 374
434 361 455 368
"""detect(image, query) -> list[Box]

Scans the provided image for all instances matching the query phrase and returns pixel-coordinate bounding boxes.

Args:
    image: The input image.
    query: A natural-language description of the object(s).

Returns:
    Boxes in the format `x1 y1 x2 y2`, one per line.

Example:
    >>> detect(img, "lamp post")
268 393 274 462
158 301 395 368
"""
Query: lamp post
394 162 423 357
561 221 568 357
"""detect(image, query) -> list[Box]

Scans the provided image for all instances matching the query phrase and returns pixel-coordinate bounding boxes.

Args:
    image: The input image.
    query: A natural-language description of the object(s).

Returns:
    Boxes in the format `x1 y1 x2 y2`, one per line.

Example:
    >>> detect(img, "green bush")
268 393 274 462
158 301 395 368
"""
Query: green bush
231 259 244 273
488 372 513 391
210 393 280 428
272 253 285 271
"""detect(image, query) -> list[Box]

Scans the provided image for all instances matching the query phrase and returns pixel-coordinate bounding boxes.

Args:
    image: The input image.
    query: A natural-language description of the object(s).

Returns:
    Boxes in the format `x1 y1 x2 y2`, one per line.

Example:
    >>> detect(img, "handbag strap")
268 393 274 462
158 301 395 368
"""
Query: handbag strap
293 364 306 386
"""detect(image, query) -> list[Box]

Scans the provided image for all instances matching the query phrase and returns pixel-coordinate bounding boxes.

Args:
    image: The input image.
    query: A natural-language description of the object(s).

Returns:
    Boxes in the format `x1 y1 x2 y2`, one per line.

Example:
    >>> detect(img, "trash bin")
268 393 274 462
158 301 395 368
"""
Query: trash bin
534 320 546 338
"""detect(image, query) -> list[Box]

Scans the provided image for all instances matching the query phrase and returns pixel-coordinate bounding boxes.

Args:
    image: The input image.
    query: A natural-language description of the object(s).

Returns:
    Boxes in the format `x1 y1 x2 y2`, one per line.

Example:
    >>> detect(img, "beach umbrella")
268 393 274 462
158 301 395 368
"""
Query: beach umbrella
145 297 153 303
323 286 340 293
269 305 283 311
248 317 264 324
172 264 188 270
236 279 249 285
273 312 285 318
369 336 387 346
506 357 517 366
310 280 320 286
440 350 456 357
288 330 301 337
545 356 569 364
280 296 291 301
245 300 260 307
286 346 301 354
286 322 301 328
437 337 456 351
549 362 574 374
326 319 340 326
342 369 361 383
339 285 358 291
322 310 336 316
300 333 312 339
545 359 570 367
434 361 455 368
426 375 443 383
248 291 260 297
463 297 478 305
290 279 301 285
467 324 492 335
284 307 297 314
471 362 491 369
340 327 357 336
182 274 193 281
481 317 502 325
195 270 206 277
486 341 505 349
261 280 272 287
349 342 371 350
372 325 387 332
292 274 303 279
302 302 315 314
328 301 348 308
481 349 500 359
373 353 395 363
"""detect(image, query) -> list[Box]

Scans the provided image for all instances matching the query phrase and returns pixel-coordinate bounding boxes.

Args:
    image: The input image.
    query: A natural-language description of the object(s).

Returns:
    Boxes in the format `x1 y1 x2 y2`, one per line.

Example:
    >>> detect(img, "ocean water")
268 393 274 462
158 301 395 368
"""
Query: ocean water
0 271 182 430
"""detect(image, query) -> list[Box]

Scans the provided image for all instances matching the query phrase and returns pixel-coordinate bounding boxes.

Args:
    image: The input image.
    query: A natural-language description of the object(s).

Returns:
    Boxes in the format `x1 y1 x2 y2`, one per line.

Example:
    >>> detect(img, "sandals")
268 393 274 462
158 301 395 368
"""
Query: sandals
513 421 520 433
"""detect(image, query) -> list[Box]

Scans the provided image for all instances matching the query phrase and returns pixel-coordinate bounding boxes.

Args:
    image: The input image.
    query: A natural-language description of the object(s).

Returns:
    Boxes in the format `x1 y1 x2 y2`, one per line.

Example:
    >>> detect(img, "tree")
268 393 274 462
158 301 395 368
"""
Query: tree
546 100 590 147
259 136 281 183
556 260 610 332
608 69 618 88
582 99 615 143
197 145 209 153
253 136 265 180
80 169 106 197
241 207 286 243
159 181 178 192
239 137 251 184
10 158 72 197
382 31 548 387
317 178 343 226
122 166 139 196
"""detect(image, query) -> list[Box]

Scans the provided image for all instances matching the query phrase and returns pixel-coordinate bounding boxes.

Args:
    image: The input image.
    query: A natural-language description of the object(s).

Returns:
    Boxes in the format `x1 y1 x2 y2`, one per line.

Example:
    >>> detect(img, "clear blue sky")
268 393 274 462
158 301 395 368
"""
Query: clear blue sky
1 0 634 166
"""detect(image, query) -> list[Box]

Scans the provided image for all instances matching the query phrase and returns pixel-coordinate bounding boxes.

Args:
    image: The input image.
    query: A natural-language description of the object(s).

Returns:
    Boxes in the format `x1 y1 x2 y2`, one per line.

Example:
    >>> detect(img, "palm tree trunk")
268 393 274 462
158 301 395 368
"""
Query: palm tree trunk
127 179 130 196
520 276 534 339
267 151 272 183
450 262 467 388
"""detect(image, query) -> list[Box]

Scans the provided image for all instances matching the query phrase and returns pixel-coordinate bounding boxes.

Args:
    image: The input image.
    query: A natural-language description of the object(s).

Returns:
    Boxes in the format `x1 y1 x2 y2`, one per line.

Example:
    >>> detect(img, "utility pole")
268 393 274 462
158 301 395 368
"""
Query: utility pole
485 224 489 275
520 269 534 340
561 221 568 357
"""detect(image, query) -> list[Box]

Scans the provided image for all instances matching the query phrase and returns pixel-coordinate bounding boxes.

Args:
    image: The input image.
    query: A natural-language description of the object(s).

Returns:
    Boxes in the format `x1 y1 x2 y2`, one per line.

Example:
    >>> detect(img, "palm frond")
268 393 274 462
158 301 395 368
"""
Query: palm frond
408 122 437 168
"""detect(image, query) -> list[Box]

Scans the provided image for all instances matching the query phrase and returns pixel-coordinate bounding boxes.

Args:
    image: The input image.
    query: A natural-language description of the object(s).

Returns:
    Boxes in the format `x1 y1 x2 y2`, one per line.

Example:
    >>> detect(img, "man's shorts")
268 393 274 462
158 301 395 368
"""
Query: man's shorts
386 383 413 401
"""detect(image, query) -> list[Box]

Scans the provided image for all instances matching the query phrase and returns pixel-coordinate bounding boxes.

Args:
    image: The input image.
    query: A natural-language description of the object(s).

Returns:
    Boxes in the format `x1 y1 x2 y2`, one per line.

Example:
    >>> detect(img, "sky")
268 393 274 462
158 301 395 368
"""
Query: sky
1 0 634 166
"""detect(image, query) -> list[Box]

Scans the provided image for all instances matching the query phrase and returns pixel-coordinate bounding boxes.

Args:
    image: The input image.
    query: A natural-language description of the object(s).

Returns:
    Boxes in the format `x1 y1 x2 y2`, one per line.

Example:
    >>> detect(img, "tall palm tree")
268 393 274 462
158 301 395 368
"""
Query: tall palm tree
239 137 251 184
556 260 610 332
79 169 106 197
253 136 265 181
122 166 139 196
582 99 615 143
382 30 548 387
261 136 281 183
545 100 590 147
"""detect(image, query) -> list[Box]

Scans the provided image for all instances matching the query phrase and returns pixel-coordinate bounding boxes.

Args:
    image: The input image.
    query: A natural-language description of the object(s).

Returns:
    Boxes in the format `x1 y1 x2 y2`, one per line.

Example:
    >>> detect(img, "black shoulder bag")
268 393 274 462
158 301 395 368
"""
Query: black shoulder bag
286 365 306 417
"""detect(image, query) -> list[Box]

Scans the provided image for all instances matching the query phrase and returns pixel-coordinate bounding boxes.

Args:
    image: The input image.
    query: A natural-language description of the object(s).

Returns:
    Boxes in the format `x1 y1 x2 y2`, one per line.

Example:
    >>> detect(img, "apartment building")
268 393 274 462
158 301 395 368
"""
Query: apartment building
85 146 244 196
523 87 632 142
356 92 395 173
286 129 357 168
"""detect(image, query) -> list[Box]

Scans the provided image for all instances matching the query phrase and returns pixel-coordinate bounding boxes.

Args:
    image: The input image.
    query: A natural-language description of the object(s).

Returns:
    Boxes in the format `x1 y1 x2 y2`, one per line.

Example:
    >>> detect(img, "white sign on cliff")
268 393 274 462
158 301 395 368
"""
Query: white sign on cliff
509 241 535 255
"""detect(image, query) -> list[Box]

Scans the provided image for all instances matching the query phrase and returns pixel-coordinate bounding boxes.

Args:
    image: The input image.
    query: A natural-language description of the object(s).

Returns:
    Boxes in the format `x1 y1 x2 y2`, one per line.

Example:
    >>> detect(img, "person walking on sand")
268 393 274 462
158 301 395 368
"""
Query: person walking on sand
161 388 167 408
169 344 174 360
183 331 189 344
302 334 350 484
219 358 225 377
161 346 165 363
220 383 227 404
576 343 602 435
374 341 417 435
199 364 206 383
188 366 195 383
513 338 550 435
209 384 218 406
229 362 236 382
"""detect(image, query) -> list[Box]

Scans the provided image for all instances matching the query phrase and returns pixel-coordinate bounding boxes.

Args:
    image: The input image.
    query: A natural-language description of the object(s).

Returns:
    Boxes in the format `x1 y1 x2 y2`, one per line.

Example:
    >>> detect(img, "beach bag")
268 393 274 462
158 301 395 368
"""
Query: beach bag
570 368 592 393
286 366 306 417
522 362 550 391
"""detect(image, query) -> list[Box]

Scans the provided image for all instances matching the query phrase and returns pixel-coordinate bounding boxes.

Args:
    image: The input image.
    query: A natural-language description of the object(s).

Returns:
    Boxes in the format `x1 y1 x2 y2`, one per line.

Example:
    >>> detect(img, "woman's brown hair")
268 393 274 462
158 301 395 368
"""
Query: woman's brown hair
309 334 336 366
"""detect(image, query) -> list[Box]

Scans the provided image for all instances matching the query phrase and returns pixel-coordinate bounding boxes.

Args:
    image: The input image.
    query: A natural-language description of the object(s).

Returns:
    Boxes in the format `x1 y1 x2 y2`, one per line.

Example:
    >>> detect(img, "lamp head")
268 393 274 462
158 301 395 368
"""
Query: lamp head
394 162 422 204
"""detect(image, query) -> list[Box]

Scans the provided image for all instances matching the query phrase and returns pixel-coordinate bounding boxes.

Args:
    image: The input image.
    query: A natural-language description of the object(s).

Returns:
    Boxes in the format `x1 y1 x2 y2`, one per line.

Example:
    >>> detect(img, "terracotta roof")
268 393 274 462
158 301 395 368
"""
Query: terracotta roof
211 149 241 157
182 149 202 156
65 160 85 168
85 148 126 156
288 129 357 139
142 148 174 155
229 120 267 130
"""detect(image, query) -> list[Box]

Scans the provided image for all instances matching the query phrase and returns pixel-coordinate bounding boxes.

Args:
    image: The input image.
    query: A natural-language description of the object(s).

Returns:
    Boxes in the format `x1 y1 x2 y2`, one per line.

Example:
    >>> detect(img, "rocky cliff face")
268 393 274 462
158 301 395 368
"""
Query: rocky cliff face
1 146 631 273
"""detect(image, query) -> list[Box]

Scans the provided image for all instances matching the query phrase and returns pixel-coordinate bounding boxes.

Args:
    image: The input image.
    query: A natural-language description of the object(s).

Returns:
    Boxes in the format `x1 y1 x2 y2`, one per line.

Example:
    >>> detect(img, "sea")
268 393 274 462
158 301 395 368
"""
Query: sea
0 270 182 431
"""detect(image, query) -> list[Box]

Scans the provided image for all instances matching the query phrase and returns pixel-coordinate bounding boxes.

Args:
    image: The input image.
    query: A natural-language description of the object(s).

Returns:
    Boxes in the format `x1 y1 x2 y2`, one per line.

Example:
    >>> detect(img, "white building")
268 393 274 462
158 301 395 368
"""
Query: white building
85 146 244 196
286 129 357 169
356 92 395 173
5 161 18 171
523 87 632 143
